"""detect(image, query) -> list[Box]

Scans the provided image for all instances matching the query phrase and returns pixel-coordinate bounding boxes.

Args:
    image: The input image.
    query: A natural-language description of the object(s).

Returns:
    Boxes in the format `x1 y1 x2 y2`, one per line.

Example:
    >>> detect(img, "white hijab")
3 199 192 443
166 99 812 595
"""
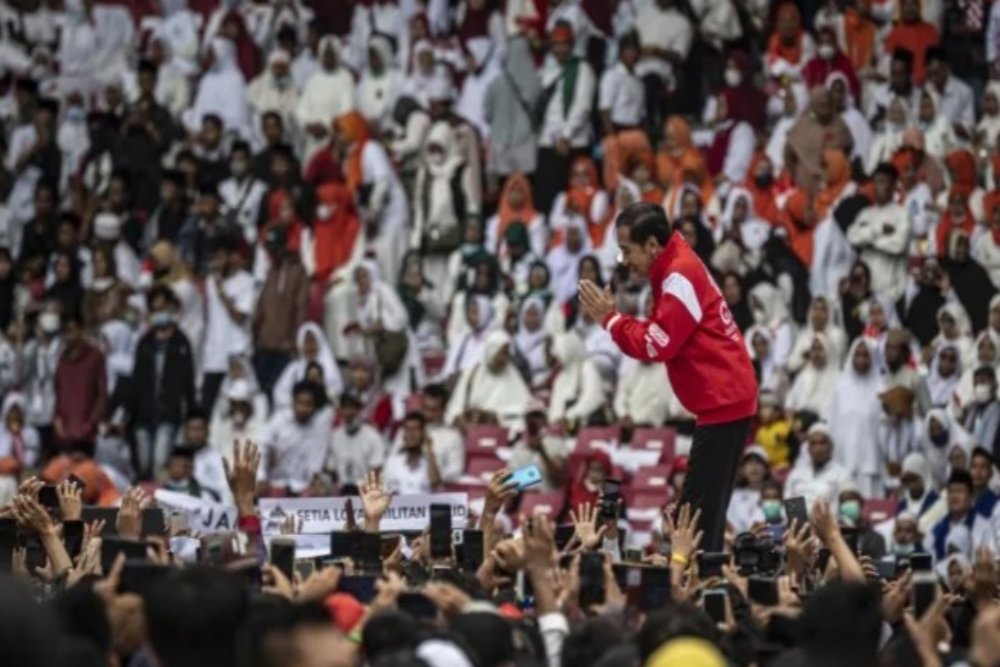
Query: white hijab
786 333 840 418
926 341 962 409
273 322 344 410
185 37 250 137
545 218 591 304
828 337 885 477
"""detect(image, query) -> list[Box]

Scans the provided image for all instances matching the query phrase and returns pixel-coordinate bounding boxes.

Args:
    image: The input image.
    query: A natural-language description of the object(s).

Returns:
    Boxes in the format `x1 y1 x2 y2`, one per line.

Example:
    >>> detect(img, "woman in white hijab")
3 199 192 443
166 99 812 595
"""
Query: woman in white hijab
272 322 345 411
977 82 1000 150
183 37 252 139
401 40 441 108
296 36 356 162
745 326 789 398
512 296 551 391
354 260 425 417
545 218 592 305
442 294 495 381
921 407 974 489
788 295 847 374
710 187 770 277
154 0 200 77
924 342 962 410
918 89 958 160
358 35 404 132
865 96 909 176
548 331 606 427
933 301 974 364
445 330 531 429
748 282 795 370
828 337 885 497
826 71 872 162
956 333 999 411
786 334 840 419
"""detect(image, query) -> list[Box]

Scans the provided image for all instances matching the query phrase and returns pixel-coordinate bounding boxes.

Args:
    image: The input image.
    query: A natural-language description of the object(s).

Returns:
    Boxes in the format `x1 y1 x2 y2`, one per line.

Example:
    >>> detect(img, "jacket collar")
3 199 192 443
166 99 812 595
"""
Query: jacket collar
649 231 685 292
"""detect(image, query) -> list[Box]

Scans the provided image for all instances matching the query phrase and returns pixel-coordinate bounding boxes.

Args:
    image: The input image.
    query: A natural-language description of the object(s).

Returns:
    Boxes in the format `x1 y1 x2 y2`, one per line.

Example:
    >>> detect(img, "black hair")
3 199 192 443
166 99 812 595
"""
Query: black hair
618 31 639 52
262 111 284 126
138 58 159 76
36 97 60 115
185 407 209 424
292 379 324 406
147 284 180 311
403 411 426 427
892 47 914 68
924 46 946 66
422 383 449 403
202 113 224 130
198 182 220 197
61 308 84 328
974 365 997 382
362 610 420 660
562 617 627 667
948 469 974 492
230 141 252 157
635 604 718 662
971 446 994 468
873 162 899 181
49 587 112 657
339 391 363 408
616 202 671 246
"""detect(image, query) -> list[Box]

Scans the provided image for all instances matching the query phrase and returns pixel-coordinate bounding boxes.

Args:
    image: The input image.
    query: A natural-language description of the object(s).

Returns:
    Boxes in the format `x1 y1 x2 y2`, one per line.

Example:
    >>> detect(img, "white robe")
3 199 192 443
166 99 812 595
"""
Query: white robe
183 38 252 138
548 332 605 424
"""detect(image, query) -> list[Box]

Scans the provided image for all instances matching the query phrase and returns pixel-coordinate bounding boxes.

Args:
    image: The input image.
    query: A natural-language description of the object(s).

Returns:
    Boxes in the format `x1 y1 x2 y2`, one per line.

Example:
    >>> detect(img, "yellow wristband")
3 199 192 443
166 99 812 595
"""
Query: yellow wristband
670 553 689 567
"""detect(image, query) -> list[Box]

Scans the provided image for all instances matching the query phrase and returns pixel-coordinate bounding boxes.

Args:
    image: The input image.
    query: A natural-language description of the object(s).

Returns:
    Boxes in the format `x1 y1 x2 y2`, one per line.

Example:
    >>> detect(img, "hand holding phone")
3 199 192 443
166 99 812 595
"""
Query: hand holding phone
270 538 296 582
783 497 808 527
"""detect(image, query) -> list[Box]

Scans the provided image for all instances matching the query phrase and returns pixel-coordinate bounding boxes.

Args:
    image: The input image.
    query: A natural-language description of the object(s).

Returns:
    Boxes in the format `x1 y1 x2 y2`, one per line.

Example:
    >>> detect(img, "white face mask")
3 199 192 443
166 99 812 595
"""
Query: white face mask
39 312 60 334
724 68 742 87
975 383 994 404
427 150 446 166
92 277 114 292
818 44 836 60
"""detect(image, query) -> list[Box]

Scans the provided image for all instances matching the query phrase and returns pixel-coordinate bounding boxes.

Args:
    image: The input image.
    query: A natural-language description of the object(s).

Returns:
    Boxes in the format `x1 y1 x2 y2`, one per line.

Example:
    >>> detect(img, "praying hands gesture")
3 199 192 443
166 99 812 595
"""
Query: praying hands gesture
578 279 616 324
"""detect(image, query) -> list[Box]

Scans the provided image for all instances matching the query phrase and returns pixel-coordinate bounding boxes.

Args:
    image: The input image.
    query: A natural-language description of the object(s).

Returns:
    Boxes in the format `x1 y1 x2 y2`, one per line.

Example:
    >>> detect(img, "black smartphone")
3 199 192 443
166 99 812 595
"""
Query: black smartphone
100 537 149 574
22 534 46 572
703 589 727 623
429 504 453 560
816 548 832 574
913 576 937 617
640 566 672 612
841 526 860 555
62 520 84 559
380 534 401 560
82 507 120 533
747 576 779 606
601 480 622 520
339 575 377 603
555 525 575 551
624 548 642 563
141 508 166 537
698 552 730 579
783 497 808 526
612 563 629 592
119 562 171 596
355 532 381 573
461 529 484 572
330 531 355 559
295 559 315 580
578 552 606 607
67 474 86 492
910 553 932 573
875 559 897 581
38 484 59 509
270 538 296 582
0 518 16 573
398 591 439 620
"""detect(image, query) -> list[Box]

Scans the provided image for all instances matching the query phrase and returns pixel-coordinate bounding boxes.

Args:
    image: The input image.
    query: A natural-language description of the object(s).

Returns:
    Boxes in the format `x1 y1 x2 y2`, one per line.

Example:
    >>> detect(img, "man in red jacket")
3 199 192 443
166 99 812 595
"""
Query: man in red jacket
579 202 758 550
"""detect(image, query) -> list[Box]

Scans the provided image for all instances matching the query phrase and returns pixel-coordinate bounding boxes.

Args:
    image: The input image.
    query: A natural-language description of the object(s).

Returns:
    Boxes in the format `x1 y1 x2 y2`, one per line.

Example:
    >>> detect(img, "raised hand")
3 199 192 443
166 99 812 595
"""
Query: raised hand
224 439 261 516
57 480 83 522
665 503 703 566
117 488 148 540
569 502 607 551
358 470 391 532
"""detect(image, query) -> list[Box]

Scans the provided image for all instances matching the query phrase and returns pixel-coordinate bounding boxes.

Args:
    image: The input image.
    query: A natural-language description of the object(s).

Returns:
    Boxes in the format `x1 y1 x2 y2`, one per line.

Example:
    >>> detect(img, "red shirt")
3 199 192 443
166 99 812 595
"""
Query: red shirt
54 343 108 443
603 232 758 425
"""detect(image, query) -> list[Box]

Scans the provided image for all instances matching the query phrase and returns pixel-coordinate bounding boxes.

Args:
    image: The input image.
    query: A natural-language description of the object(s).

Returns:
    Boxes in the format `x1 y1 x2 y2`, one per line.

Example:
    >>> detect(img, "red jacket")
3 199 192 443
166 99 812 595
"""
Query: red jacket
603 232 758 425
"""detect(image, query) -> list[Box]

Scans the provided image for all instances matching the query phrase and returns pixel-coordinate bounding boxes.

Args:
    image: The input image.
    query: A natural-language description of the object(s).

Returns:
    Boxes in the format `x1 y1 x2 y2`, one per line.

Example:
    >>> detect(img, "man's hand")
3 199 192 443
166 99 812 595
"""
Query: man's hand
57 480 83 522
569 502 607 551
482 469 516 520
117 488 147 541
665 503 703 564
224 439 261 517
358 470 391 532
578 279 616 324
12 495 55 536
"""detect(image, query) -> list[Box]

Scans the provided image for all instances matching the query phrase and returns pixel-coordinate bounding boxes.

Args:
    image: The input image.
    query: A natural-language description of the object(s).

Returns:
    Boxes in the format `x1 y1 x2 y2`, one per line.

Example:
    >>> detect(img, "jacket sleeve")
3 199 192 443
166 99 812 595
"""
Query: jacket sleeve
603 272 700 363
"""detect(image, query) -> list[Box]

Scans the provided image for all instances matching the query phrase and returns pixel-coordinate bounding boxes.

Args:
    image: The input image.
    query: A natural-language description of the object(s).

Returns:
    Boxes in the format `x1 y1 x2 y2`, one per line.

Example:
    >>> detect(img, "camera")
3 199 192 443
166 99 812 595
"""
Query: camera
732 532 781 576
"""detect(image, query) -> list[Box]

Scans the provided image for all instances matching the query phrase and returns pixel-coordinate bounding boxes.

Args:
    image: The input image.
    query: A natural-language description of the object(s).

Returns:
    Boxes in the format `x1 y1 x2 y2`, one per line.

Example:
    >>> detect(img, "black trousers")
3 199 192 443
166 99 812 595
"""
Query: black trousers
679 417 753 552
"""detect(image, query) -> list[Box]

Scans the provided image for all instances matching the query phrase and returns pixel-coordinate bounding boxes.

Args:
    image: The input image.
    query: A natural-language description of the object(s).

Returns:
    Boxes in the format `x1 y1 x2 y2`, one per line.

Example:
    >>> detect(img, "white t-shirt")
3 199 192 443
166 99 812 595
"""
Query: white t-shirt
382 451 432 495
599 62 646 127
203 270 255 374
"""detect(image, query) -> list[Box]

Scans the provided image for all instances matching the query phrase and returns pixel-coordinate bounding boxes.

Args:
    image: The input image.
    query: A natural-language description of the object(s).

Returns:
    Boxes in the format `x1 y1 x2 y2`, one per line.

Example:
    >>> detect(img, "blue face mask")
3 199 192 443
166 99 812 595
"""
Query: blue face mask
894 542 915 556
839 500 861 524
150 311 174 329
762 499 782 522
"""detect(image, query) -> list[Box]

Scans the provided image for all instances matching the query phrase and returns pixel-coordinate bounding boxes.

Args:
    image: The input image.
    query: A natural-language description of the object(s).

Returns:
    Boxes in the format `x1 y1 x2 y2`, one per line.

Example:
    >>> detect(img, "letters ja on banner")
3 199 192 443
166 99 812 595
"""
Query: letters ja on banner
258 493 469 535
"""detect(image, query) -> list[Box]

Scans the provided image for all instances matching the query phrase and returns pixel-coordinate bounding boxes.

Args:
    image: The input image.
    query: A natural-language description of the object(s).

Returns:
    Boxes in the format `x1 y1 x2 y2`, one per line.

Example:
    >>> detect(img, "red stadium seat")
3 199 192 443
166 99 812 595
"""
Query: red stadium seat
464 424 508 457
629 465 673 492
519 492 564 519
863 499 898 525
466 456 505 484
630 427 676 466
574 426 621 453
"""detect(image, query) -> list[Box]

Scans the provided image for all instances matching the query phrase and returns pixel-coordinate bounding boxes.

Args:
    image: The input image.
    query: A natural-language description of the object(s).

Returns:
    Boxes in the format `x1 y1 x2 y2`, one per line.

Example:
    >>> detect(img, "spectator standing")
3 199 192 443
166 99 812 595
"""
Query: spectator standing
53 312 107 446
257 380 332 494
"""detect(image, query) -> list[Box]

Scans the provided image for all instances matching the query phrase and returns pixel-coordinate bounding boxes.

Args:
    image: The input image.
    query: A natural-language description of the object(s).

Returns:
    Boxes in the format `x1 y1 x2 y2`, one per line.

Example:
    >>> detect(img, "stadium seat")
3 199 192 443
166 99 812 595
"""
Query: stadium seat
629 465 673 492
629 427 676 466
519 491 564 519
465 456 505 484
863 498 897 525
464 424 509 457
574 426 621 453
422 351 447 379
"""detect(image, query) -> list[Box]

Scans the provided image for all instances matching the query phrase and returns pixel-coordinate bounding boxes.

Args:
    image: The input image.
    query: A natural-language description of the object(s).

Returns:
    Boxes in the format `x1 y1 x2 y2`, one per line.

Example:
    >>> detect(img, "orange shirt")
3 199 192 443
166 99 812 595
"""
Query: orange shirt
884 22 940 84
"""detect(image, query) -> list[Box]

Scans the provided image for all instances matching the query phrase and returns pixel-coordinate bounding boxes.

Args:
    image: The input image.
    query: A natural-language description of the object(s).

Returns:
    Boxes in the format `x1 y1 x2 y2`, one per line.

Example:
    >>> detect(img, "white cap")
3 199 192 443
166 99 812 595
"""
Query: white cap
226 378 252 402
268 49 291 67
742 444 769 464
901 452 929 479
426 75 454 102
839 480 860 496
93 212 122 241
807 421 831 439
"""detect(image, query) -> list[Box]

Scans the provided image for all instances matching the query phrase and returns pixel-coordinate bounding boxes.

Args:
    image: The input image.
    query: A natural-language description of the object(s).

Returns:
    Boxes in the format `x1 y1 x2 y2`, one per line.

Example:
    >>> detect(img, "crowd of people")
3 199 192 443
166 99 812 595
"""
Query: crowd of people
1 0 1000 664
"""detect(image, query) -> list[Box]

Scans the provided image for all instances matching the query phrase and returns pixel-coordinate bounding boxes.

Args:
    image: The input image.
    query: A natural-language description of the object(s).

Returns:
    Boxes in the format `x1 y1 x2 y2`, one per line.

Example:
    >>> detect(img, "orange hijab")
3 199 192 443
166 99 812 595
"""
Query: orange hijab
945 149 977 191
982 154 1000 227
565 156 613 247
334 111 371 194
782 189 818 266
745 153 781 225
313 182 361 282
656 116 701 188
843 4 876 72
496 173 538 248
814 149 851 220
768 3 805 65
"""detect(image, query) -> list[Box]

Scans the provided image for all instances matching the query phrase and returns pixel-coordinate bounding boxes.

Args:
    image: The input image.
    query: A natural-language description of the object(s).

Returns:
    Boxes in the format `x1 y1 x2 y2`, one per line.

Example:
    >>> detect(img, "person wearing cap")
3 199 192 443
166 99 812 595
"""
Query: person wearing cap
508 397 568 491
837 482 887 559
534 20 596 213
783 422 850 510
965 365 1000 462
753 390 791 468
889 511 925 558
726 445 771 534
128 285 197 481
926 469 996 560
91 210 142 289
897 452 946 535
247 48 300 127
297 36 355 162
327 391 386 490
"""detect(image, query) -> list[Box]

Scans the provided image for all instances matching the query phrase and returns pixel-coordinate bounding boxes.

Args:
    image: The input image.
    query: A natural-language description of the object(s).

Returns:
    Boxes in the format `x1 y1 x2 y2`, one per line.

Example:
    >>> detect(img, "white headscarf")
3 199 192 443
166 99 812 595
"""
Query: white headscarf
828 337 885 478
545 218 592 304
926 341 962 408
920 408 973 489
183 37 250 137
786 333 840 418
272 322 345 410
